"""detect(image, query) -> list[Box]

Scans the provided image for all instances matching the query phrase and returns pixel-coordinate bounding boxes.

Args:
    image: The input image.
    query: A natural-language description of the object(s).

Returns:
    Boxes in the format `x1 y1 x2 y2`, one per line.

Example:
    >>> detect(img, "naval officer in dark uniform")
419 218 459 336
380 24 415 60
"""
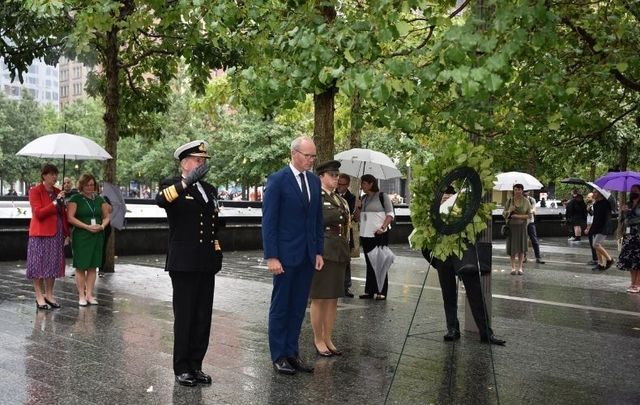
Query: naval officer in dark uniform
156 140 223 386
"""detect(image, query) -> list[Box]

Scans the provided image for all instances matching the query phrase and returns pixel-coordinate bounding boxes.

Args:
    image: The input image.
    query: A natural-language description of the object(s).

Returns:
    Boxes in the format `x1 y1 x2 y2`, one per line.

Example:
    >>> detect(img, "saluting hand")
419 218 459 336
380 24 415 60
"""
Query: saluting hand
184 163 209 187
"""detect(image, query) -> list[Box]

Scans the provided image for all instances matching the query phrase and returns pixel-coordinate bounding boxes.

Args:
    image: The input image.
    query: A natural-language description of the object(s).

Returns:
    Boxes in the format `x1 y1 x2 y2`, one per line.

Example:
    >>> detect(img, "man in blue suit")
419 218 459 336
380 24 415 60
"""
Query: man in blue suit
262 136 324 375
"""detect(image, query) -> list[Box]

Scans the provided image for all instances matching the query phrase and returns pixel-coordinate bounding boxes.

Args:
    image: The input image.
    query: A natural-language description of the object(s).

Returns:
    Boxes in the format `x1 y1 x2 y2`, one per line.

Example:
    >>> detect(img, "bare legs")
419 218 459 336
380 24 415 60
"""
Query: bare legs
573 225 582 238
75 268 97 304
33 279 46 306
594 243 612 266
44 278 56 303
510 252 524 275
310 298 339 352
629 269 640 292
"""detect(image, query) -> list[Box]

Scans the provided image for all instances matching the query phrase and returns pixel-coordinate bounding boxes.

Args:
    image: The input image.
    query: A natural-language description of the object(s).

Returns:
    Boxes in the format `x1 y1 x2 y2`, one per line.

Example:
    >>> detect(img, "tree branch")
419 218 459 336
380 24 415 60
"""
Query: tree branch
561 16 640 92
551 104 638 147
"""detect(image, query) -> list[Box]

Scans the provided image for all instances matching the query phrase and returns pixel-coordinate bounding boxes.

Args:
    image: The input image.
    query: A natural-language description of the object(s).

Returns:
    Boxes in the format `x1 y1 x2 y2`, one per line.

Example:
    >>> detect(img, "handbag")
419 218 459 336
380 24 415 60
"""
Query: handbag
501 223 510 237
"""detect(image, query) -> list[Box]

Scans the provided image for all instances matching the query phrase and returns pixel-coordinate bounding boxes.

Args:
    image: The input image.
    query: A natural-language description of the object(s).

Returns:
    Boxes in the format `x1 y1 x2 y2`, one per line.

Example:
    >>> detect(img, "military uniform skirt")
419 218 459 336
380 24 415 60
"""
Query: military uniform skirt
309 259 347 299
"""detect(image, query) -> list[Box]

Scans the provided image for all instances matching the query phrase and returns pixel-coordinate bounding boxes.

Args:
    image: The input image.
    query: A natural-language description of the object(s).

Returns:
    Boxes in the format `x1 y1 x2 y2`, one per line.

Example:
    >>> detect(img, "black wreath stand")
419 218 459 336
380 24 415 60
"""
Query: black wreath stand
384 167 502 405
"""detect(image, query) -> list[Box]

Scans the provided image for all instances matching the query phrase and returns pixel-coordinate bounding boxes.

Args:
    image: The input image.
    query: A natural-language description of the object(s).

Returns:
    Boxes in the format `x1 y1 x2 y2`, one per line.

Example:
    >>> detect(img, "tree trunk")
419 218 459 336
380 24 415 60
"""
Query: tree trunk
101 27 120 273
349 91 362 149
617 142 629 210
312 4 337 163
313 87 336 163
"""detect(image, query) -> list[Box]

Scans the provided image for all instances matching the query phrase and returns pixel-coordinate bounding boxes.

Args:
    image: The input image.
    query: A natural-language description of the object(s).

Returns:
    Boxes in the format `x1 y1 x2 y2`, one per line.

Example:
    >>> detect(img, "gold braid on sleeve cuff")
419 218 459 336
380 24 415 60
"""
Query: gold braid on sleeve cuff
162 182 184 203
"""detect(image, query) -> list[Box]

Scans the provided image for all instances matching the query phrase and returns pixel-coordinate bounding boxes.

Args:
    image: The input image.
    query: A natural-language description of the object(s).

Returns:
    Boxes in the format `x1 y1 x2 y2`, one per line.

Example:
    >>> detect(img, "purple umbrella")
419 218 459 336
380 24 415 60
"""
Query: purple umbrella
594 171 640 192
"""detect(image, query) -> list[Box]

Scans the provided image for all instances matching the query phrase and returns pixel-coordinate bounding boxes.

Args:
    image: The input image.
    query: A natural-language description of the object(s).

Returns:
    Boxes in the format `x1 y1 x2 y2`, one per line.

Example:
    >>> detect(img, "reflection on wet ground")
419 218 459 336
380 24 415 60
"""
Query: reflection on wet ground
0 237 638 404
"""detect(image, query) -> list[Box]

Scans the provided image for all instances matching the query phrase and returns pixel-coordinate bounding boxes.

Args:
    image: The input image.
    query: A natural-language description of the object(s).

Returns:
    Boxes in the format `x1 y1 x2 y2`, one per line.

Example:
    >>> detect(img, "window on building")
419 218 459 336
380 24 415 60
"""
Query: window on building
61 85 67 97
28 88 36 98
11 86 20 96
46 91 51 100
53 92 58 101
45 79 51 86
73 83 82 95
73 67 81 79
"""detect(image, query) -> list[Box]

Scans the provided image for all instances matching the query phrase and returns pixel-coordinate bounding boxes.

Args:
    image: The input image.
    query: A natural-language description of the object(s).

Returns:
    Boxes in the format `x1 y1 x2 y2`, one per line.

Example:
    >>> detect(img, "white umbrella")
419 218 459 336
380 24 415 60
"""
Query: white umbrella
494 171 543 191
16 132 112 178
367 245 396 292
334 148 401 180
586 181 611 200
100 182 127 230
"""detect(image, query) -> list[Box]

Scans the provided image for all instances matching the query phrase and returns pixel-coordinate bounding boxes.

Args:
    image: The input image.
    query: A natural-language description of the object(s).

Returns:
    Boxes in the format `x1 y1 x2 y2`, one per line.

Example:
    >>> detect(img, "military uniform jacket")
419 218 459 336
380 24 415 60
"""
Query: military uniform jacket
321 190 351 263
156 176 222 273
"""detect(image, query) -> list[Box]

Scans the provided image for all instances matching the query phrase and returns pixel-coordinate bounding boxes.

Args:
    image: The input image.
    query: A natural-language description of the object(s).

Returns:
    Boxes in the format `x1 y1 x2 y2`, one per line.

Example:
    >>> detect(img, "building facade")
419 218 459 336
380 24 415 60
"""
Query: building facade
58 57 91 109
0 58 59 110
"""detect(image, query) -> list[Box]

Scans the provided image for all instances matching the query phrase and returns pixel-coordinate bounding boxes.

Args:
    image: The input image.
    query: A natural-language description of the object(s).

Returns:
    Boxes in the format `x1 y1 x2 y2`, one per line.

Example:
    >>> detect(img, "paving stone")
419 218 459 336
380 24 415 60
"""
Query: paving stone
0 237 638 404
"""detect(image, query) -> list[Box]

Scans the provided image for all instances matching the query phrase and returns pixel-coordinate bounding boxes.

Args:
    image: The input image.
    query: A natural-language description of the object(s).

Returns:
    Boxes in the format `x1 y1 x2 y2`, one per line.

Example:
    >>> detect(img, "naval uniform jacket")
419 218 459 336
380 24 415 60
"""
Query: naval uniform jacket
156 176 222 273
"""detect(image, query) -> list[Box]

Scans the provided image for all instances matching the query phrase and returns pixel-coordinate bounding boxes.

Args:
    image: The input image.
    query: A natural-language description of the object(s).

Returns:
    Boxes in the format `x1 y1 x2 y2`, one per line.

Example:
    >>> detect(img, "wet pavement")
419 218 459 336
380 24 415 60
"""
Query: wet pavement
1 237 639 404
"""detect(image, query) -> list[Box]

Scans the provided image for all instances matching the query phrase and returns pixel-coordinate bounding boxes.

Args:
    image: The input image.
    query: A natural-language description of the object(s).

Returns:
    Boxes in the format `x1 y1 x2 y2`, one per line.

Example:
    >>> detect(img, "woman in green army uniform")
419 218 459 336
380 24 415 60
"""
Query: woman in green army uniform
309 160 351 357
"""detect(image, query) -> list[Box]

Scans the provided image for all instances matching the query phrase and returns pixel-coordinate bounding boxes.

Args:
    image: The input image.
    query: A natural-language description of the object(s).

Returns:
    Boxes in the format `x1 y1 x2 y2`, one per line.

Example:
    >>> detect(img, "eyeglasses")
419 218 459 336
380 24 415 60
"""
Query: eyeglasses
337 182 349 186
295 149 317 159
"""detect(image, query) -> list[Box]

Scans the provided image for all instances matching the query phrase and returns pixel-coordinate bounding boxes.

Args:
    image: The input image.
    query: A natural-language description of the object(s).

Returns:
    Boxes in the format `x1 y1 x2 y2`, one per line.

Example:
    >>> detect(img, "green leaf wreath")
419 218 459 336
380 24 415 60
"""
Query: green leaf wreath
409 140 495 261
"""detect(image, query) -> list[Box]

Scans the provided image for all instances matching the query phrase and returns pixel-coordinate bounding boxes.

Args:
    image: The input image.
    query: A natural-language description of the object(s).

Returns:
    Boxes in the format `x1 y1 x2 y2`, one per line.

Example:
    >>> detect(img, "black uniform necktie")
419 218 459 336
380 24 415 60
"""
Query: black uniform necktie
299 172 309 203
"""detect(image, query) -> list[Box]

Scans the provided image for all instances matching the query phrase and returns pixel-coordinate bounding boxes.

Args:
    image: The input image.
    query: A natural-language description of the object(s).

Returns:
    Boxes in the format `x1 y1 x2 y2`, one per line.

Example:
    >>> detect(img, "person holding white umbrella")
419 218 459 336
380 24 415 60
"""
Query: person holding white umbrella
26 164 70 309
356 174 394 299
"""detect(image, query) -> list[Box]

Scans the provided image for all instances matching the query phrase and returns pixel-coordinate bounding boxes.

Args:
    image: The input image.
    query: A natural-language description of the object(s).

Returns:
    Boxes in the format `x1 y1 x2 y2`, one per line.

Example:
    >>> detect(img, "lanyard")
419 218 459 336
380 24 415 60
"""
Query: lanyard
83 195 97 219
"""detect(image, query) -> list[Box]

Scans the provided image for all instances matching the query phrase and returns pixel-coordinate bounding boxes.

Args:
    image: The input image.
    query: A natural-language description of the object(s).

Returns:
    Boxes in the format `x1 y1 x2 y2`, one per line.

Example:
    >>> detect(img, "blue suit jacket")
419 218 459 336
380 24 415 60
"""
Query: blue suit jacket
262 166 324 267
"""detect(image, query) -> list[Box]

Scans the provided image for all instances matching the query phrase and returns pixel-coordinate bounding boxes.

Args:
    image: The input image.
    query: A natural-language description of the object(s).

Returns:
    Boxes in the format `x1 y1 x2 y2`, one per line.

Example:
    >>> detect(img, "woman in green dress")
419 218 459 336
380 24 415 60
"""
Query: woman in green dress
502 183 532 275
67 174 111 306
309 160 351 357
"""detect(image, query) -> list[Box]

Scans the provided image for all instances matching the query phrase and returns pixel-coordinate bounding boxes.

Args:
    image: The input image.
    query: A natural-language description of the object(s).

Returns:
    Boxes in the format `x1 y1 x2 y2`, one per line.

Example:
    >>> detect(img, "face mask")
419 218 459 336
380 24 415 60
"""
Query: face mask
630 192 640 200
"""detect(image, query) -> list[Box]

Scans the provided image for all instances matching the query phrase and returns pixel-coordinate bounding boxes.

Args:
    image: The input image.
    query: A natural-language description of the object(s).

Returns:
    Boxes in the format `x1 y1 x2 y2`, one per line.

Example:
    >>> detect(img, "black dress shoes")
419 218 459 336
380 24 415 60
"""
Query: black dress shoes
175 372 197 386
443 328 461 341
273 358 296 375
193 370 212 384
287 355 314 373
536 258 546 264
480 334 506 346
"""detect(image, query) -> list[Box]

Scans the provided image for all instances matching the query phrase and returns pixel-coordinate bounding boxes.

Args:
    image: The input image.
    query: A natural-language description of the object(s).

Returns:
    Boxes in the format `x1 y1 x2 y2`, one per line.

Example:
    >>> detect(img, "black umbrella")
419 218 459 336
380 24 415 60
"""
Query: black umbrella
560 177 587 186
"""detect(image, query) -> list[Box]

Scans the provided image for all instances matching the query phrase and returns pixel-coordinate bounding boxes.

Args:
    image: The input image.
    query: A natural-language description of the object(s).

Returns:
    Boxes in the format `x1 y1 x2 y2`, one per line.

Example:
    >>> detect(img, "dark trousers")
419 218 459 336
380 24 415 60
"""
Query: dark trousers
588 233 597 261
268 259 314 361
526 223 542 259
435 260 492 337
361 234 389 296
170 271 215 375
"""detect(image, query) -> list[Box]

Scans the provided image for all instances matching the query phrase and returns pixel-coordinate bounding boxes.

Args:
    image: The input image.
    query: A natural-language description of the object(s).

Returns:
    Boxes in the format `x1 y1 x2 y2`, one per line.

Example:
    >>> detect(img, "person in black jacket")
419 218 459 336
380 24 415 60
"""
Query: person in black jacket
588 189 613 270
337 173 357 297
566 190 588 241
156 140 223 387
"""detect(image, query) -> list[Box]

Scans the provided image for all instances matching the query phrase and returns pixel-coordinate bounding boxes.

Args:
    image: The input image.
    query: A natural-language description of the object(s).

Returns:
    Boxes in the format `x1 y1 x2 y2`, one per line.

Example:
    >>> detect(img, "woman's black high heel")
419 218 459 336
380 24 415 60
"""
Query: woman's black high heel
315 345 333 357
328 347 342 356
36 301 50 310
44 298 61 309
